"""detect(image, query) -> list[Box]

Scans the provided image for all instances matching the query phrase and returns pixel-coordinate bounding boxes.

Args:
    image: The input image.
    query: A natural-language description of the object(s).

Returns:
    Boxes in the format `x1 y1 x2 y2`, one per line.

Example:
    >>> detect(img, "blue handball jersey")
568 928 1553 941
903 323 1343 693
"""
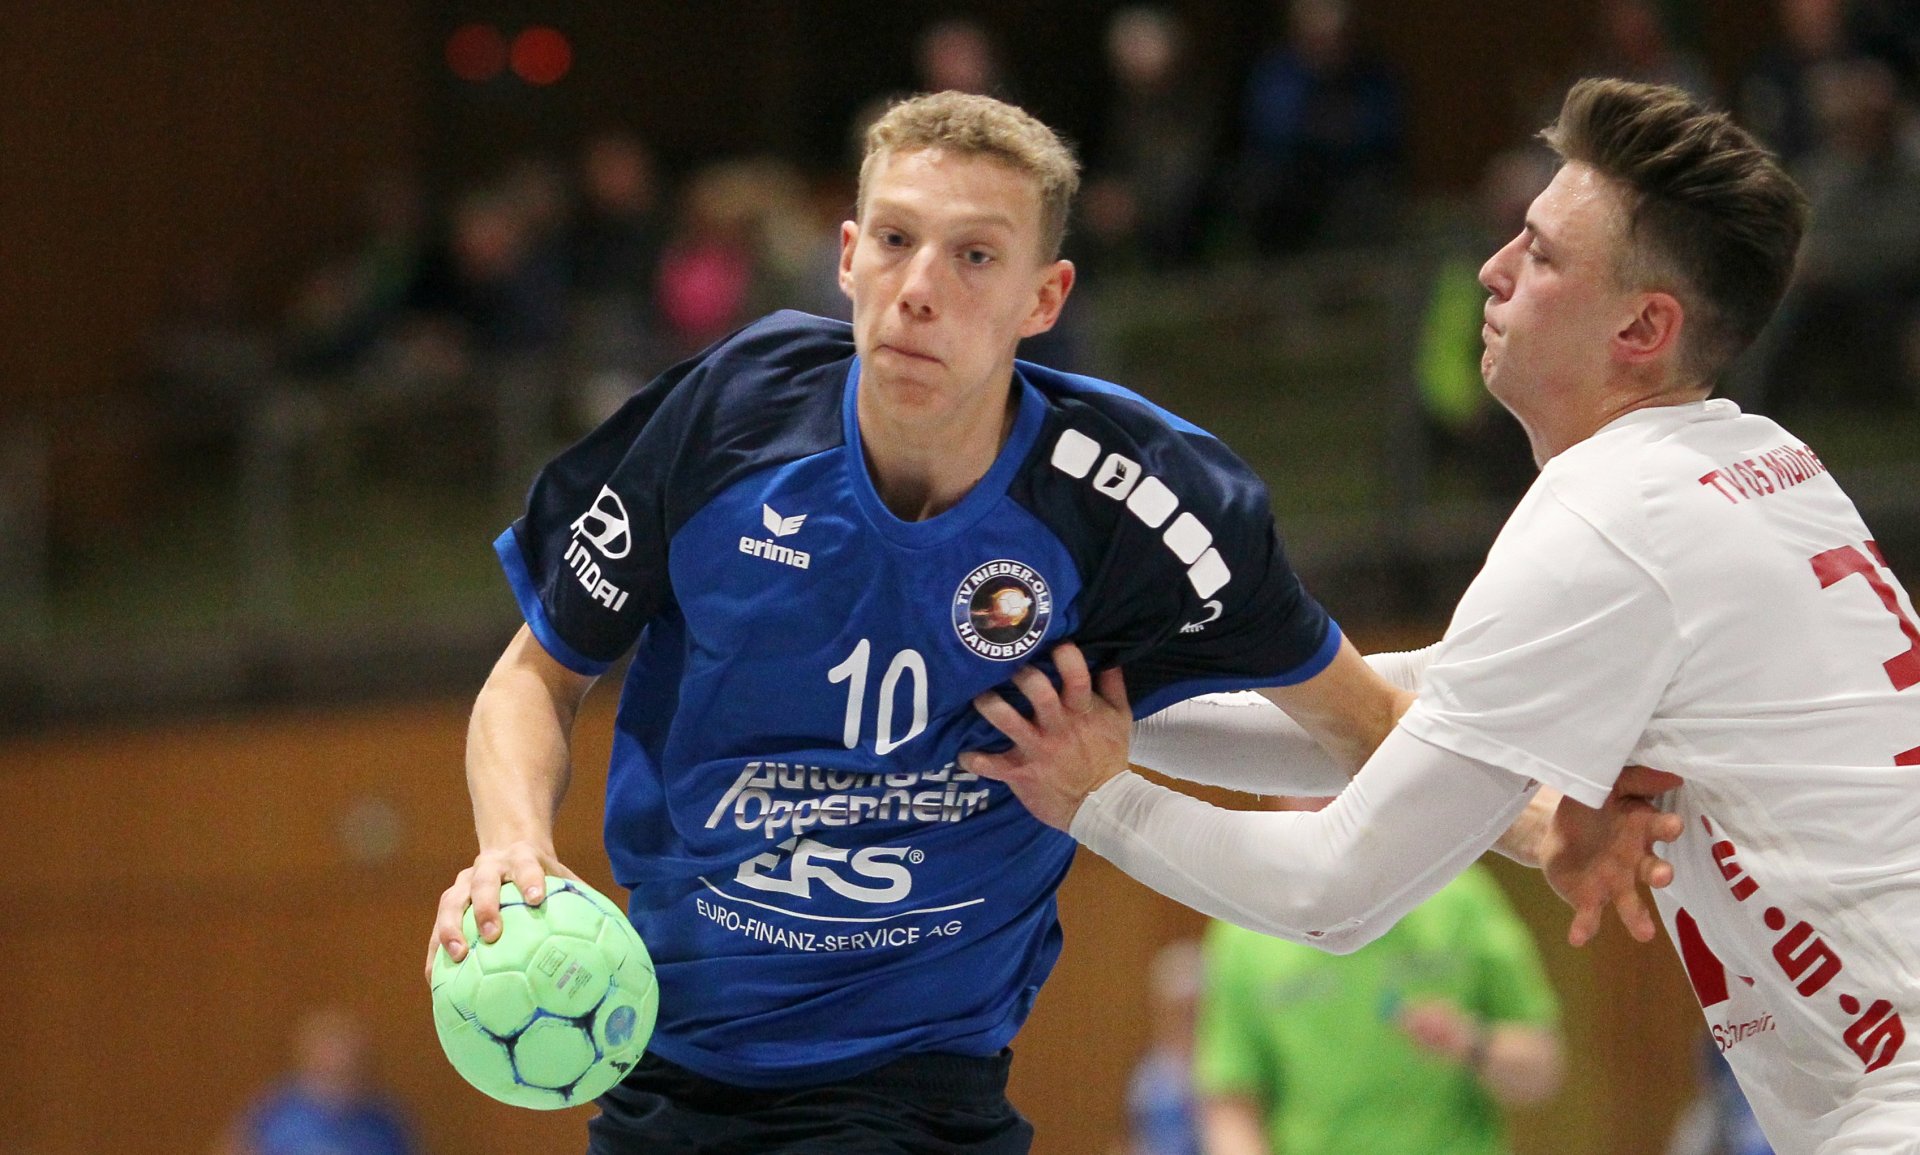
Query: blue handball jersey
497 311 1340 1086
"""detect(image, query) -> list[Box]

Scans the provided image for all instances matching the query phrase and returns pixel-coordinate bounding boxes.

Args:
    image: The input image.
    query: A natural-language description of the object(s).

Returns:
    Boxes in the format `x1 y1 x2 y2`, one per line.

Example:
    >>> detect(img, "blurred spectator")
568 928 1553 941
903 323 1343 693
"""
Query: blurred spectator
570 130 666 305
1231 0 1407 256
654 158 826 356
1738 58 1920 412
916 17 1009 98
567 129 670 419
1413 146 1552 502
281 169 431 377
1579 0 1715 102
1194 824 1562 1155
502 155 572 255
407 181 570 373
1850 0 1920 97
1081 6 1216 272
1740 0 1855 167
143 252 273 428
213 1007 416 1155
1125 940 1204 1155
1665 1037 1775 1155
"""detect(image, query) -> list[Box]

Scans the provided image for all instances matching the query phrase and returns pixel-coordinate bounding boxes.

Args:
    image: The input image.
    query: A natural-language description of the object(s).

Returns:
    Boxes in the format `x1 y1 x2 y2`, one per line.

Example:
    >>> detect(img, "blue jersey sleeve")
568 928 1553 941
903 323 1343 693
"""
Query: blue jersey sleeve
499 311 852 673
1012 368 1338 715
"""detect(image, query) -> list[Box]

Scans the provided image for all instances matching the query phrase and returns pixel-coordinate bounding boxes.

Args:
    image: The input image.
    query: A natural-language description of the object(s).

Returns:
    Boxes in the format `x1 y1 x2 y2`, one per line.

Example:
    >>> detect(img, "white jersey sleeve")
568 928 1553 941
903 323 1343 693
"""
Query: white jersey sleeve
1071 727 1535 954
1131 646 1435 796
1399 486 1683 808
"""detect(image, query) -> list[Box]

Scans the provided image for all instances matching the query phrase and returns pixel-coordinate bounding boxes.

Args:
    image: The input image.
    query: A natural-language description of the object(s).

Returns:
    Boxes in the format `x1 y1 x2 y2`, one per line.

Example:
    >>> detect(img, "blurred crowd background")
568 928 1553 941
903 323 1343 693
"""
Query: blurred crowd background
2 2 1918 1153
5 0 1917 725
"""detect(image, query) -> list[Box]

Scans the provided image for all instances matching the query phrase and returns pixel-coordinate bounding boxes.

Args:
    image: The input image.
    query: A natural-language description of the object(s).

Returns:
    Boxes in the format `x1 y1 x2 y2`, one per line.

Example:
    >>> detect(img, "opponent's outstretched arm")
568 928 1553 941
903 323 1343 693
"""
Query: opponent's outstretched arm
1133 646 1562 867
1131 643 1431 797
961 643 1679 952
425 624 597 979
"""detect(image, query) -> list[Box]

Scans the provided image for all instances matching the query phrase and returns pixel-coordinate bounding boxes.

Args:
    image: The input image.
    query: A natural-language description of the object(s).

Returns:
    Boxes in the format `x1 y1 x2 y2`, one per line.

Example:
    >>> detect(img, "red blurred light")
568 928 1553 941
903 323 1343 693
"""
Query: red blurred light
510 26 572 86
446 23 507 83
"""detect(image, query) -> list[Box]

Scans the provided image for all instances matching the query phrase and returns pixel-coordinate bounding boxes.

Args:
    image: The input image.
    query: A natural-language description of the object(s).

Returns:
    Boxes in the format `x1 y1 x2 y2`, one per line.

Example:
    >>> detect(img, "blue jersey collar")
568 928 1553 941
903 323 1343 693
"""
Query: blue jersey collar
841 358 1047 547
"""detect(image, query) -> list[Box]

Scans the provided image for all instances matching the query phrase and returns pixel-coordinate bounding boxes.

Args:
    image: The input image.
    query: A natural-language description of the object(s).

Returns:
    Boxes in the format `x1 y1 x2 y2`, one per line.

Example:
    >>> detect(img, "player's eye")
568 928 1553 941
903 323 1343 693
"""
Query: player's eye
878 229 909 248
961 248 993 267
1526 245 1547 265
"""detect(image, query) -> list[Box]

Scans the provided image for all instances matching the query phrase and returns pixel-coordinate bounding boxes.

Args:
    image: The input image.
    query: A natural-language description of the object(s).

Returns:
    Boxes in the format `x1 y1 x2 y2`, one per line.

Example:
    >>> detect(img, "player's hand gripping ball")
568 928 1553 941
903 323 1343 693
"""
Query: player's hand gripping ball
430 876 657 1109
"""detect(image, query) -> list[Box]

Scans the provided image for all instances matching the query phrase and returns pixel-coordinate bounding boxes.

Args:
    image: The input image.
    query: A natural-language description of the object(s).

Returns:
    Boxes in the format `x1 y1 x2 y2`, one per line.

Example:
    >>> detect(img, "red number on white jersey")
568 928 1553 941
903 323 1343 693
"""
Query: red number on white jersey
1810 542 1920 692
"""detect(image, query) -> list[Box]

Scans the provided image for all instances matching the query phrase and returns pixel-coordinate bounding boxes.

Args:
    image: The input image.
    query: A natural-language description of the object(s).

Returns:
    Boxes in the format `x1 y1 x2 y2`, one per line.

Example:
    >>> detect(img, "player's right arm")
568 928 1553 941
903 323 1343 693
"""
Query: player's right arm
1131 645 1434 796
426 625 596 980
1136 643 1566 863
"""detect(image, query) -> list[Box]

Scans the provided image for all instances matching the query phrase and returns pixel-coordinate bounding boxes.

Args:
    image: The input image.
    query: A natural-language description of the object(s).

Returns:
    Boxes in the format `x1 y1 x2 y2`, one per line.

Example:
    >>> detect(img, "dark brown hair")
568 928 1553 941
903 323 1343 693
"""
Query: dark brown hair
1542 78 1808 383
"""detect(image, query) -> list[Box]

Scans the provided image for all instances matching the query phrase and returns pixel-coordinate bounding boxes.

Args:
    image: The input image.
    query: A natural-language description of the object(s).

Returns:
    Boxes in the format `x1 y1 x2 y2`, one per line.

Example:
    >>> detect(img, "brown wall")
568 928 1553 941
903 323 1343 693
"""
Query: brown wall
0 1 427 408
2 684 1701 1154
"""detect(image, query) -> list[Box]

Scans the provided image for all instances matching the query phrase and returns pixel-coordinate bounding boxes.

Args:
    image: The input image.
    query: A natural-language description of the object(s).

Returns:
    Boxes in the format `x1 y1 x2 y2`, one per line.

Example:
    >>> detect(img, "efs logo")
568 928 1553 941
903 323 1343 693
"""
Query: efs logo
733 836 917 904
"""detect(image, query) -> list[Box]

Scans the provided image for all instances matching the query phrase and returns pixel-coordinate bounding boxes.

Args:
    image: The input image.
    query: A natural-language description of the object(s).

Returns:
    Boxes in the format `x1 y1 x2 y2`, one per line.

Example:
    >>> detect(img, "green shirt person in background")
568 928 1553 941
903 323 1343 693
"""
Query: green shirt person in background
1194 863 1563 1155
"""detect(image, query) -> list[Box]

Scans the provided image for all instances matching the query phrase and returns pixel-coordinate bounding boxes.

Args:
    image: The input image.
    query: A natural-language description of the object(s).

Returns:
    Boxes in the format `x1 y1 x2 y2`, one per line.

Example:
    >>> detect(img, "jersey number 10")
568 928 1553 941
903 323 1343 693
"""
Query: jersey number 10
828 639 930 755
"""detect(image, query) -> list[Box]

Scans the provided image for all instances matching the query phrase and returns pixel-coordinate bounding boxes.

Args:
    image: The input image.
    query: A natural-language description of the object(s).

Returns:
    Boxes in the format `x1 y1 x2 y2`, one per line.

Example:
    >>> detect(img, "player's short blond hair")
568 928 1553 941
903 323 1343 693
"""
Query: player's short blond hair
857 91 1081 261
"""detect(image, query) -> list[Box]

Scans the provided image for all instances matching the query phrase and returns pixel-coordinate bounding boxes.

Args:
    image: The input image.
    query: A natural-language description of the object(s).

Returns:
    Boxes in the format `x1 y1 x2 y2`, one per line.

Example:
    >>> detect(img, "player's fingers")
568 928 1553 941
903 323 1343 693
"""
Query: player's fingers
1617 764 1684 797
1567 900 1601 949
1615 886 1660 944
470 859 507 943
513 860 549 907
1642 855 1674 888
1636 830 1675 884
973 689 1041 749
1013 665 1064 728
433 868 476 960
1653 811 1684 843
958 749 1019 784
1053 644 1094 715
1094 665 1130 714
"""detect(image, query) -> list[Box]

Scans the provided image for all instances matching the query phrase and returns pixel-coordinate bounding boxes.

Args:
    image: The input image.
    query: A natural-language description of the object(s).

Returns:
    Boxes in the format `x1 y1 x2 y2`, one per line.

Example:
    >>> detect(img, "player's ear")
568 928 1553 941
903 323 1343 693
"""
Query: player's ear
1018 259 1075 339
837 220 859 302
1615 290 1684 366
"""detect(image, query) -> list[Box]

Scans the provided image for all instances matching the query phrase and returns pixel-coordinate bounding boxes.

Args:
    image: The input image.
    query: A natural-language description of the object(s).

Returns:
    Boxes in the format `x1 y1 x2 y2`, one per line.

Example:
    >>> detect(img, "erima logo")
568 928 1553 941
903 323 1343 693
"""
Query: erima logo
734 836 914 904
741 503 811 569
762 505 806 537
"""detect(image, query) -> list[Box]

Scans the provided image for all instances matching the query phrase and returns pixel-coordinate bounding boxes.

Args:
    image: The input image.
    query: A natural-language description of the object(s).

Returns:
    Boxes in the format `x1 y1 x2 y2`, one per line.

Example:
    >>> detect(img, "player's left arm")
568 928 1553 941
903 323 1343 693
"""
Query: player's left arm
964 643 1678 951
1252 636 1412 774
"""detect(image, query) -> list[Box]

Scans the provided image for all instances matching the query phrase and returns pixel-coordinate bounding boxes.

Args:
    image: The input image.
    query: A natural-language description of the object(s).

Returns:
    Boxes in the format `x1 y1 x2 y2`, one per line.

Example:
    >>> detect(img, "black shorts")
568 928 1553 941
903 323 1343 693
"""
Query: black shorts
585 1049 1034 1155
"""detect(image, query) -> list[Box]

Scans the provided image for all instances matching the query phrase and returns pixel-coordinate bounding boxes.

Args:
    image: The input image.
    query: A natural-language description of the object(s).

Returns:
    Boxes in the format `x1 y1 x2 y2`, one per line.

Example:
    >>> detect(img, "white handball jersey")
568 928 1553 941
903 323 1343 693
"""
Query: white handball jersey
1400 399 1920 1153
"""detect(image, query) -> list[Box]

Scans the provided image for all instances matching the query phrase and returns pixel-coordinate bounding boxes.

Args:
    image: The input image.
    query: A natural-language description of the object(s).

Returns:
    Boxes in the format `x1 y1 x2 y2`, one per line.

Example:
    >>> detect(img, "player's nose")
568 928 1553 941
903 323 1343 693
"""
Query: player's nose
896 246 941 318
1479 235 1518 302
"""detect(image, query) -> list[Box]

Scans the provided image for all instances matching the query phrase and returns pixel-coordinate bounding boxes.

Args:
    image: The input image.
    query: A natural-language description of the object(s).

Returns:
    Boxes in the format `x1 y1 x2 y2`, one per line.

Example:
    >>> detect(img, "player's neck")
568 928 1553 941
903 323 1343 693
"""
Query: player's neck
858 381 1019 522
1526 372 1712 464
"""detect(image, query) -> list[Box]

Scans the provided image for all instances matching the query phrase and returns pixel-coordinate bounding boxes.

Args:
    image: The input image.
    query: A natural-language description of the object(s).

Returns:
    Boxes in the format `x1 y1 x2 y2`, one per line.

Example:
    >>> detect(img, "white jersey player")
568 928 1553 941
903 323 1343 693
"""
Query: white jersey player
962 80 1919 1153
1402 399 1920 1151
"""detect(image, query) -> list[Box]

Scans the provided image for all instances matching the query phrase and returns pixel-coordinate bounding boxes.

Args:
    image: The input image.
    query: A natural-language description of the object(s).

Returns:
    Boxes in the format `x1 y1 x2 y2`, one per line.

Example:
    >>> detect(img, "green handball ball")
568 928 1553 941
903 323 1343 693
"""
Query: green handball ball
430 875 657 1109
